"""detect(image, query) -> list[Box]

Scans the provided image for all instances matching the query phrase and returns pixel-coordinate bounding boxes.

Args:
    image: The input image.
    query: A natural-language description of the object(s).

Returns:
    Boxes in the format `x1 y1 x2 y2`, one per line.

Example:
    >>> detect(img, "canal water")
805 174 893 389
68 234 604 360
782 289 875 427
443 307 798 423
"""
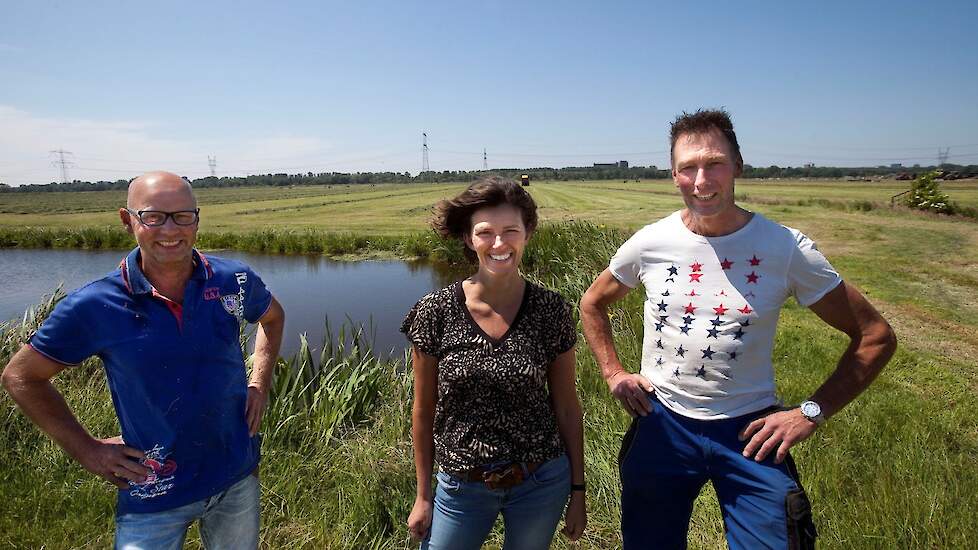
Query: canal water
0 248 462 358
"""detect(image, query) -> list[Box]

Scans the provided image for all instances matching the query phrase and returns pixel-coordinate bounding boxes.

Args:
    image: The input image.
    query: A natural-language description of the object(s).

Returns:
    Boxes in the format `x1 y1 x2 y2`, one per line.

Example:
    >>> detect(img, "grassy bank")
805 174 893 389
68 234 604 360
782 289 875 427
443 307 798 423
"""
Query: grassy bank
0 225 452 260
1 218 977 548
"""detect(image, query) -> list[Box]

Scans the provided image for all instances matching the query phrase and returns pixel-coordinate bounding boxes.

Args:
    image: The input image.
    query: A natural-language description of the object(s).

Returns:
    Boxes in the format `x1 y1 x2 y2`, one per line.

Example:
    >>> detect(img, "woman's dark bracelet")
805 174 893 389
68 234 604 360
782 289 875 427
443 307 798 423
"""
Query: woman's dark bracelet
571 483 586 492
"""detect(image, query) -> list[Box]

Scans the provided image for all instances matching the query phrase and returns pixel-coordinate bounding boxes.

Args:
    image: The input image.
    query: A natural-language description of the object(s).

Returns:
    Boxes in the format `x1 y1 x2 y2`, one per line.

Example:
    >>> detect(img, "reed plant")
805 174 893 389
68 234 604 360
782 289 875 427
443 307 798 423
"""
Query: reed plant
0 225 459 260
0 286 65 363
260 323 387 447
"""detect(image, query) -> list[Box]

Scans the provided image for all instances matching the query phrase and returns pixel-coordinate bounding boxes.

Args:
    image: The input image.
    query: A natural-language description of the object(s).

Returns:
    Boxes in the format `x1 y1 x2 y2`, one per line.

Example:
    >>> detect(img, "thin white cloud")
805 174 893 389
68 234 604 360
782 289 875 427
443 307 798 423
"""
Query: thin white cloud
0 105 334 186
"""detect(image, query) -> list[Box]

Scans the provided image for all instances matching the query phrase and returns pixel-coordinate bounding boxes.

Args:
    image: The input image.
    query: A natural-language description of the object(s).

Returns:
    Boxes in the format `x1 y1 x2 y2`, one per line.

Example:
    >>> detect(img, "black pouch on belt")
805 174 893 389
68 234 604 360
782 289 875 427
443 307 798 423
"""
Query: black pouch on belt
785 487 818 550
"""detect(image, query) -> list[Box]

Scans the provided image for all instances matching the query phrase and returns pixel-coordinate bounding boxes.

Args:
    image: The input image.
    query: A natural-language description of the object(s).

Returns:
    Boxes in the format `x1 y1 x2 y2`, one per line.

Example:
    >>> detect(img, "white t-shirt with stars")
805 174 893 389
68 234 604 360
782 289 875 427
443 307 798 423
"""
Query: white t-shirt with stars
609 210 842 419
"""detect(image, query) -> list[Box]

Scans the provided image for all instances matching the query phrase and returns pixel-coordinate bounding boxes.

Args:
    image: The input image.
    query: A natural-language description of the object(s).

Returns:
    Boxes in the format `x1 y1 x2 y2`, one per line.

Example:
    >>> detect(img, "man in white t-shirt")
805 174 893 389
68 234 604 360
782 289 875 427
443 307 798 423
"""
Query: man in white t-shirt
580 109 896 550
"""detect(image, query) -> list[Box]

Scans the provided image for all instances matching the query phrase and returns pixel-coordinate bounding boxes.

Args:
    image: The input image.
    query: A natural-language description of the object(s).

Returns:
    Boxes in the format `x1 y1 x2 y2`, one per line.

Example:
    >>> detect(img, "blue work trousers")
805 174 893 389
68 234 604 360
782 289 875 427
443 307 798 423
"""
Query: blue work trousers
619 397 817 550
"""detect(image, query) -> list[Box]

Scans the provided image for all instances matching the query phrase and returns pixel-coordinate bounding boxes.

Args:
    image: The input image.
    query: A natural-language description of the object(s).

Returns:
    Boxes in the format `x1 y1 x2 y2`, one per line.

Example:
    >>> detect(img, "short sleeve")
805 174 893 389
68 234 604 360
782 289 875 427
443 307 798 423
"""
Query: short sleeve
608 232 644 288
400 295 443 358
28 291 98 366
787 231 843 306
241 267 273 323
552 298 578 359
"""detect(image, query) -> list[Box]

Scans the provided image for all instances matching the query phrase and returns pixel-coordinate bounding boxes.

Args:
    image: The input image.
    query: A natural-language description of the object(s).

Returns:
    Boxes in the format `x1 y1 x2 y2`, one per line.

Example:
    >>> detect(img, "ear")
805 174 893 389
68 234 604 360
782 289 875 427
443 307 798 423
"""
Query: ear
119 208 134 234
463 232 474 251
734 156 744 178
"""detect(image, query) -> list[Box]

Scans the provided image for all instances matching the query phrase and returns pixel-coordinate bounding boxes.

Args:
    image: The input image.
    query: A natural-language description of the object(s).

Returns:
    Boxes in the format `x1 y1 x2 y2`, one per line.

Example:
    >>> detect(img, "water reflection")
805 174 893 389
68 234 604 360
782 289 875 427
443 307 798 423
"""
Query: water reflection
0 248 464 358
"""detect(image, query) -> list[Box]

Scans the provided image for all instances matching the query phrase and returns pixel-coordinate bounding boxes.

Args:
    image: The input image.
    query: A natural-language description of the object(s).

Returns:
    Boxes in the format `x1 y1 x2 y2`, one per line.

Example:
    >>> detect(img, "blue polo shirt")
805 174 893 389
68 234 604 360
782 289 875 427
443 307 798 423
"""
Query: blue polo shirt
29 247 273 515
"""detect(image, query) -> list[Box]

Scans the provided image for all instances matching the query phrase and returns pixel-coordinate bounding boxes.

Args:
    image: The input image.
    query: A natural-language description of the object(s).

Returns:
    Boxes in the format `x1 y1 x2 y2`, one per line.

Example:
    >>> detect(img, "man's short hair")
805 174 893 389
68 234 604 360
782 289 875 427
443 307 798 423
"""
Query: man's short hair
669 108 743 166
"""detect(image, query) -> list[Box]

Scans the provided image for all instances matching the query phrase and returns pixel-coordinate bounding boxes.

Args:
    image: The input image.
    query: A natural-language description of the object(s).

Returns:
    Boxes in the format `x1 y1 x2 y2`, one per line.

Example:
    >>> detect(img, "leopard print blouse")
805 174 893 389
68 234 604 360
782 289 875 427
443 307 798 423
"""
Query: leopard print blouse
401 280 577 474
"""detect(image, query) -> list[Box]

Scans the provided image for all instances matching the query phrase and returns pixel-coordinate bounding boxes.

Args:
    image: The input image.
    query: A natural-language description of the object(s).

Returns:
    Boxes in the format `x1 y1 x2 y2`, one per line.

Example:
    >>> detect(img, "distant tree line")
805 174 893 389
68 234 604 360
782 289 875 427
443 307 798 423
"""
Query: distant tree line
3 163 976 192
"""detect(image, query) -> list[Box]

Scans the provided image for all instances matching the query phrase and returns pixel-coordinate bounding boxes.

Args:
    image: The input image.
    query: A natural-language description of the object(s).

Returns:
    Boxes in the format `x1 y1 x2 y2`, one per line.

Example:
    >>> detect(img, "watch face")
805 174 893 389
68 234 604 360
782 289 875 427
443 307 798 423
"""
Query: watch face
801 401 821 418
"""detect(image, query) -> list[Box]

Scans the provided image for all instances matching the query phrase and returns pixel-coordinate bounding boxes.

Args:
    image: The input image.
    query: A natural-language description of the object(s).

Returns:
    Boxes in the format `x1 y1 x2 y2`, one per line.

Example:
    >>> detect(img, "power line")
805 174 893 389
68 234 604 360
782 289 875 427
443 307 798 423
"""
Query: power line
483 148 488 170
421 132 430 175
743 149 977 163
49 149 74 184
937 147 950 166
208 155 217 177
432 148 671 158
750 142 978 152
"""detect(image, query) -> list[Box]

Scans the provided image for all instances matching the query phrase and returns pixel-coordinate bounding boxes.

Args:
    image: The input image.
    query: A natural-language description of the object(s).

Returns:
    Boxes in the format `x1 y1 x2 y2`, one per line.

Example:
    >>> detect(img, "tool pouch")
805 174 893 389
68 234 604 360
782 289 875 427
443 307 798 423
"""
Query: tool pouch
785 487 818 550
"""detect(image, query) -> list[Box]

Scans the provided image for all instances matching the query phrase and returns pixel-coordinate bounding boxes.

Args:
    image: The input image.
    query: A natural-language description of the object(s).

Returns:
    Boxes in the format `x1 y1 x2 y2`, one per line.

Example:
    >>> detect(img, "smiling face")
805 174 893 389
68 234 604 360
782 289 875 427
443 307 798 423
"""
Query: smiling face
671 128 743 225
464 204 530 278
119 172 198 274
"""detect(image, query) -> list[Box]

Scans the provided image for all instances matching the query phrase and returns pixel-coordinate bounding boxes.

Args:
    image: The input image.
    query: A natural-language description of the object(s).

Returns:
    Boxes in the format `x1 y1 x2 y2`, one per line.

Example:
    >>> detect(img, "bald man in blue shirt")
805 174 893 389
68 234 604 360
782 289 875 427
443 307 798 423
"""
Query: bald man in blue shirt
2 171 285 549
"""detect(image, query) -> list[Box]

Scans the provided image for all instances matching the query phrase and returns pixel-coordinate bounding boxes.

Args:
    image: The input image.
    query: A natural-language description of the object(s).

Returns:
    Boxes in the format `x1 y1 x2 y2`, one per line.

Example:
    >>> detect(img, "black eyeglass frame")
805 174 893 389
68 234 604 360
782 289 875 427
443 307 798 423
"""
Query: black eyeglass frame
126 208 201 227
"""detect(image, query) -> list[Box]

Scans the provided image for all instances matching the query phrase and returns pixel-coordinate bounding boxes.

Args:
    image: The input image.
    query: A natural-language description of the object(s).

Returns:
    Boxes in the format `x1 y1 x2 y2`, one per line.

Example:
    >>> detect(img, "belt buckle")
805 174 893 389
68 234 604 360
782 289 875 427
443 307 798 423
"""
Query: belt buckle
483 463 524 490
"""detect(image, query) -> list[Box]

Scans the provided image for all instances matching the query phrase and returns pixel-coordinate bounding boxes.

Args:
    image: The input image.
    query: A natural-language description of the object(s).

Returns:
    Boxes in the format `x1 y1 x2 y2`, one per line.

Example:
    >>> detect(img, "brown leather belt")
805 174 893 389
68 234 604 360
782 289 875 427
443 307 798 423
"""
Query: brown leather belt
461 462 543 490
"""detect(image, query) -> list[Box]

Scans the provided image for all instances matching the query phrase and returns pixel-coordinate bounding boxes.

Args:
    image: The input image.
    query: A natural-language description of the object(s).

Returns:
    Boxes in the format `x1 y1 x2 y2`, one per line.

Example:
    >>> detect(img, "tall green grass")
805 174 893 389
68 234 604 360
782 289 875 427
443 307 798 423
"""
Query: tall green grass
0 226 450 257
261 325 387 446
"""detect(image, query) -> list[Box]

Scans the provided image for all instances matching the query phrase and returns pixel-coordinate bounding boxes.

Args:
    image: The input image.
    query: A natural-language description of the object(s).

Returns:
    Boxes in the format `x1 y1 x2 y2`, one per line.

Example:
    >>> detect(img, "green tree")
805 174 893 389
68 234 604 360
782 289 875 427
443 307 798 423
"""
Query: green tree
904 171 955 214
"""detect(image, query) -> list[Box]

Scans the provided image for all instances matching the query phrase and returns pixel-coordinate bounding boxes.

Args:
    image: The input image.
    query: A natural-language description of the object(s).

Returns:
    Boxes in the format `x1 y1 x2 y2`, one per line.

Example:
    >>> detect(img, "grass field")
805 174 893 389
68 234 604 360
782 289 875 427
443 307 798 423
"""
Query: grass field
1 180 977 548
0 178 976 233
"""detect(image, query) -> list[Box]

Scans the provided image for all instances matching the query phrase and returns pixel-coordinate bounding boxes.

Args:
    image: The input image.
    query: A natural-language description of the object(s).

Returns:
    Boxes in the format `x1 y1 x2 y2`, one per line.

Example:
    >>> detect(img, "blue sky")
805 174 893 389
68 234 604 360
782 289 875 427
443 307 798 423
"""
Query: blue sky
1 0 976 185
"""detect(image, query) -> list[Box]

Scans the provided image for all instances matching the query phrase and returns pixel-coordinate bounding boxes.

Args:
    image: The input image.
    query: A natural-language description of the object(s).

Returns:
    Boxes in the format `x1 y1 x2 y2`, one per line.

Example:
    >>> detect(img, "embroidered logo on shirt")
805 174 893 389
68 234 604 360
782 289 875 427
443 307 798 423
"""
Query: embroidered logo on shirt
203 287 220 300
129 444 177 500
221 294 241 316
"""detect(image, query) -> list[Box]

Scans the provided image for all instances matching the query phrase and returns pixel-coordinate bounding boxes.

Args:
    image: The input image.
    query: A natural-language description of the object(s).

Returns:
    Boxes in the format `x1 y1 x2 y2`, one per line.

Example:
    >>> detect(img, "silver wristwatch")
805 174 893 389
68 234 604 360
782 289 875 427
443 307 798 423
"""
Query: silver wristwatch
799 400 826 426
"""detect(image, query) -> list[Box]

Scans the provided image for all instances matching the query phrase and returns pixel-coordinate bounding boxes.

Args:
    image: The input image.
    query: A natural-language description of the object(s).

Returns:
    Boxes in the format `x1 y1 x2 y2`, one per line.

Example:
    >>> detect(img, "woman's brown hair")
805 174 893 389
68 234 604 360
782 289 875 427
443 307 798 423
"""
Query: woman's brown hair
432 176 538 262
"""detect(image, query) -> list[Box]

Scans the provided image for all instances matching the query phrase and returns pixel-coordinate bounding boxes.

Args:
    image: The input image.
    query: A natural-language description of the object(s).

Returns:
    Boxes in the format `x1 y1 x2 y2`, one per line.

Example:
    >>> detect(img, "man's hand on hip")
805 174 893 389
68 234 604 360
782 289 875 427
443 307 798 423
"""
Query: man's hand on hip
739 408 817 464
245 385 269 437
606 371 654 418
80 435 148 489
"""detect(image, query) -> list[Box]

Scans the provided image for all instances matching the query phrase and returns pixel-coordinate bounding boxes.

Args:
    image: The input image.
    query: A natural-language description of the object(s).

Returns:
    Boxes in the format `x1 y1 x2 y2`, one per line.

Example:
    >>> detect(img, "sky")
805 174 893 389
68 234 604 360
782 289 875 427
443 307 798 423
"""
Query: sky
1 0 977 185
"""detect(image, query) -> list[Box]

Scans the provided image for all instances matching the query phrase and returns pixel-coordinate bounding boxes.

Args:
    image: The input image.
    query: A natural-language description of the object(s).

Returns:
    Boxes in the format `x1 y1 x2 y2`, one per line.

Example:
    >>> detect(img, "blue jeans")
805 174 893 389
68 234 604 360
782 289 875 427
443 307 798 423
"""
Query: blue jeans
115 472 260 550
619 397 817 550
423 454 571 550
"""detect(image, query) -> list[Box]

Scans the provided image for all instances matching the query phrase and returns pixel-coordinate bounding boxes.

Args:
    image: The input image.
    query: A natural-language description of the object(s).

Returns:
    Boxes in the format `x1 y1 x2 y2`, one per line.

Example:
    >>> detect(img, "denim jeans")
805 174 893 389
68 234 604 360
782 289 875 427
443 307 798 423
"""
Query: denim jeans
115 472 259 550
422 454 571 550
619 397 817 549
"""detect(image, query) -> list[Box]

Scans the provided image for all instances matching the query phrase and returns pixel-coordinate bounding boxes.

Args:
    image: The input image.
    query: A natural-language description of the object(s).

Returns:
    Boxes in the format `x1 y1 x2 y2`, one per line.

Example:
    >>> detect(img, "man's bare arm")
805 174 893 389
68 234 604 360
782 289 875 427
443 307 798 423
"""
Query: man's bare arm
580 269 654 417
2 346 148 487
804 281 897 417
246 296 285 436
741 281 897 463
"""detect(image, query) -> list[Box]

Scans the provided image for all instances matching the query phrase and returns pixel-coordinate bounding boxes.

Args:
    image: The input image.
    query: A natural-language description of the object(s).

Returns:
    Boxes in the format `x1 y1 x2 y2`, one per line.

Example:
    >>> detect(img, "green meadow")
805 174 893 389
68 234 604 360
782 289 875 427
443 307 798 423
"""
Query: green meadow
1 179 977 548
1 178 976 234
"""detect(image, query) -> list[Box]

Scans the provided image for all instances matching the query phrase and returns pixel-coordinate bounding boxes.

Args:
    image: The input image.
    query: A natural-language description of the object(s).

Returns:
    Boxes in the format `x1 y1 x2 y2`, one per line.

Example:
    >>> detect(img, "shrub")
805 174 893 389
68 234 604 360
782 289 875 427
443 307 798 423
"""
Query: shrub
904 171 955 214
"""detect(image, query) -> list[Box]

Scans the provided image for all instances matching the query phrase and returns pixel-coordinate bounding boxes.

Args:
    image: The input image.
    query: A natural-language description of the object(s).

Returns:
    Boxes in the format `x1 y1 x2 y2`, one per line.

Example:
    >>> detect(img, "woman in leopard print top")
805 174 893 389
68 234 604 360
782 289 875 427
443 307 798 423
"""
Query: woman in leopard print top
402 177 586 549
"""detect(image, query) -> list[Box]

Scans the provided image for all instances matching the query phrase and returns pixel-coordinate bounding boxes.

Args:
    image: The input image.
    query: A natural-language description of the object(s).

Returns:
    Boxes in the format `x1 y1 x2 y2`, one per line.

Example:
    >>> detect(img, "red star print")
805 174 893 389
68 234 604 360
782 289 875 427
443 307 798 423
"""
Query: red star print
749 255 762 266
686 289 699 296
738 305 753 314
690 261 703 272
689 273 703 283
717 290 727 297
745 271 760 284
713 304 729 315
720 258 734 270
684 303 697 314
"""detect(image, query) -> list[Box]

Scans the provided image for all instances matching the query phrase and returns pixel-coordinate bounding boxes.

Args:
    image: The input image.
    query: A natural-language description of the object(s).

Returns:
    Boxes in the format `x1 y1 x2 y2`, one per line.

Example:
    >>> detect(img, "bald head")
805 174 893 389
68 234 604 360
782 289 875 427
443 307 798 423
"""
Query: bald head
127 171 196 210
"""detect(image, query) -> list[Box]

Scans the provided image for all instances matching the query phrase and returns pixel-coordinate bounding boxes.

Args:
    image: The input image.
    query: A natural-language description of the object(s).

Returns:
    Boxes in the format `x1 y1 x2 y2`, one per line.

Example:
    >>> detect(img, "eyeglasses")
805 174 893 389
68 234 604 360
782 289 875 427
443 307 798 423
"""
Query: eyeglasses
126 208 200 227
